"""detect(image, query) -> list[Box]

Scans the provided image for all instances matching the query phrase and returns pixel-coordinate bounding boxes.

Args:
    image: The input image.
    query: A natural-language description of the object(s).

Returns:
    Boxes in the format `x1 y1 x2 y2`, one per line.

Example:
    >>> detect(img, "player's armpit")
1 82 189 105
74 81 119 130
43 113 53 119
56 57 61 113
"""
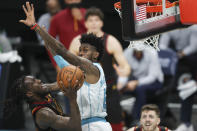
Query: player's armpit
36 107 71 131
127 127 135 131
77 57 100 84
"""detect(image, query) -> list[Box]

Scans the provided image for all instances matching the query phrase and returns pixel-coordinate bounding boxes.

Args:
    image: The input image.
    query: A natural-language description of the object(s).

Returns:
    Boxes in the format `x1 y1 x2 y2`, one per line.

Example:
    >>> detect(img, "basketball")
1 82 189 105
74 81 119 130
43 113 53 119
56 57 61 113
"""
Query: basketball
57 65 85 90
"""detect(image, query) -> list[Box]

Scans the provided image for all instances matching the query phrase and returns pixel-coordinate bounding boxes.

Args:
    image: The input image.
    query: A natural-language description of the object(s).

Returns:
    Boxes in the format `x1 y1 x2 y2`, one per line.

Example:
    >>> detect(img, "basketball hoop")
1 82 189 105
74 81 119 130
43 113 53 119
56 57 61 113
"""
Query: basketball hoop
114 0 178 14
128 35 160 51
114 0 178 51
114 2 122 18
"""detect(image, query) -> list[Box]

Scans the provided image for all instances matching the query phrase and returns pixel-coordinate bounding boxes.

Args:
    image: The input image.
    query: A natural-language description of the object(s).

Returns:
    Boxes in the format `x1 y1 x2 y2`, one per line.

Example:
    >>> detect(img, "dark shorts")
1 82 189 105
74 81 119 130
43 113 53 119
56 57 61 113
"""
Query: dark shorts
106 83 122 123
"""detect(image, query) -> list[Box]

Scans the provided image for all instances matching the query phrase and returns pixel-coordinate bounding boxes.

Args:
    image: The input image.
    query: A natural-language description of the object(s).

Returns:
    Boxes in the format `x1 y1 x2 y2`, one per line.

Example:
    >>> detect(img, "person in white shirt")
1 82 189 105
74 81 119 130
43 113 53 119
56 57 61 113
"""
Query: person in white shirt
159 25 197 131
122 47 164 123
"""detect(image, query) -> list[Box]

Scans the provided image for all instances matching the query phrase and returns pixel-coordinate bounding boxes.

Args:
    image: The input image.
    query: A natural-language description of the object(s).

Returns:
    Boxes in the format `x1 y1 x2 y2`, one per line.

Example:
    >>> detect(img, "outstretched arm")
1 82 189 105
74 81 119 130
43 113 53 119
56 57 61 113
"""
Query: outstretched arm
19 2 99 84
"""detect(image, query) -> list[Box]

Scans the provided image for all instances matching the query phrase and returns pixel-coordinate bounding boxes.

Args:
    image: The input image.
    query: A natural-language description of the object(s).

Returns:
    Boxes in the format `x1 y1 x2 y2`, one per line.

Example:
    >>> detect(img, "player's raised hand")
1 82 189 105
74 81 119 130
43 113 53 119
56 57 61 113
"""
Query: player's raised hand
19 2 36 27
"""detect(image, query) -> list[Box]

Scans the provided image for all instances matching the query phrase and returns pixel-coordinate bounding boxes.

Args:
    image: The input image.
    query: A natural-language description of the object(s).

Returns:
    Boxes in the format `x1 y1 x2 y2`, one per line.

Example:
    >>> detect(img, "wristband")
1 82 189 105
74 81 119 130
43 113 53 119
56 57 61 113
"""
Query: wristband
117 76 128 85
31 23 38 30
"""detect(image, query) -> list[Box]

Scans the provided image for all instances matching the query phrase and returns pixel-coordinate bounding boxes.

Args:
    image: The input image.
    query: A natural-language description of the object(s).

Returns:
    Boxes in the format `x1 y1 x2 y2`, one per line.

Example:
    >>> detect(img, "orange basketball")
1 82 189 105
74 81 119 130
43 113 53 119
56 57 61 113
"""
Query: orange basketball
57 65 85 91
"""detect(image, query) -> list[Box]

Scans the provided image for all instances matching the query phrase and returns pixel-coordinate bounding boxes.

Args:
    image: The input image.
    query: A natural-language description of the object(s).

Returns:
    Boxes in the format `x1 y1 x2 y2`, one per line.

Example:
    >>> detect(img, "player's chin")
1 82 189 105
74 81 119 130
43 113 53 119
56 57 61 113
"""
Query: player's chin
38 86 50 95
143 126 153 131
81 55 89 60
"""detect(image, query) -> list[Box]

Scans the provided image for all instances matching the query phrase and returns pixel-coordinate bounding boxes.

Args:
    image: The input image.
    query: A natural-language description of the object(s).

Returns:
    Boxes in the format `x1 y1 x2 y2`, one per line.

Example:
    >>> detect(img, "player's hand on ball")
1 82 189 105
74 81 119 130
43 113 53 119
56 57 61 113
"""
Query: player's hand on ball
59 80 78 99
57 65 85 90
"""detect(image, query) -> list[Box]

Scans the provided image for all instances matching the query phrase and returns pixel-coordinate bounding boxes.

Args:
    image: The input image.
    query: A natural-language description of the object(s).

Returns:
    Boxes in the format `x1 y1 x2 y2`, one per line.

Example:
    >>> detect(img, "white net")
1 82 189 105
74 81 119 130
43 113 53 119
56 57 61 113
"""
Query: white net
114 0 179 51
128 35 160 51
114 7 122 18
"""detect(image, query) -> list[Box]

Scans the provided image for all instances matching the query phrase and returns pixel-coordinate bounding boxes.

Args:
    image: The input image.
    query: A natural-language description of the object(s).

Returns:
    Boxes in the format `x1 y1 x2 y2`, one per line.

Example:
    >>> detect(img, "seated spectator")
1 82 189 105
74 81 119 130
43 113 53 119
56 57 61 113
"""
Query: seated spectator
37 0 61 45
0 31 22 63
159 25 197 131
0 30 12 53
11 76 82 131
127 104 171 131
0 30 22 129
122 47 164 124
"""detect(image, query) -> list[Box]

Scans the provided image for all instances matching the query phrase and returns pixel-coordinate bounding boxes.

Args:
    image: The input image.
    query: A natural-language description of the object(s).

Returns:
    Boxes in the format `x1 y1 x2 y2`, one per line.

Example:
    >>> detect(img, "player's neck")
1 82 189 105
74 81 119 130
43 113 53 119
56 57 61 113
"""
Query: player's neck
33 96 46 103
87 30 104 37
142 127 160 131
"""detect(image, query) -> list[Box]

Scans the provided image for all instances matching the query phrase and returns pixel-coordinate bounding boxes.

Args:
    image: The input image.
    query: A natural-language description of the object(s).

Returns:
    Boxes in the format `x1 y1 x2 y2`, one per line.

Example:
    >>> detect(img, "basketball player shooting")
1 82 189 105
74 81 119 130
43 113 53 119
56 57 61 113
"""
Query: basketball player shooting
19 2 112 131
13 76 82 131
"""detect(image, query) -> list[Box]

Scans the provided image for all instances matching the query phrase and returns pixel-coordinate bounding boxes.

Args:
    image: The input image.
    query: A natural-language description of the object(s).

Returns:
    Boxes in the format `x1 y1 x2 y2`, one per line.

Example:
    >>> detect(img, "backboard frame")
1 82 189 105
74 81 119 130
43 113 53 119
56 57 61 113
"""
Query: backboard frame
120 0 187 41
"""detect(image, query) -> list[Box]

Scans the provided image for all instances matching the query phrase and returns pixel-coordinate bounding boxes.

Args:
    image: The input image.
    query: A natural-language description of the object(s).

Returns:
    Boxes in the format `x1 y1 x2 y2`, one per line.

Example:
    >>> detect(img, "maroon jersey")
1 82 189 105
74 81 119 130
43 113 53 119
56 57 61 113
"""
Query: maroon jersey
30 94 64 131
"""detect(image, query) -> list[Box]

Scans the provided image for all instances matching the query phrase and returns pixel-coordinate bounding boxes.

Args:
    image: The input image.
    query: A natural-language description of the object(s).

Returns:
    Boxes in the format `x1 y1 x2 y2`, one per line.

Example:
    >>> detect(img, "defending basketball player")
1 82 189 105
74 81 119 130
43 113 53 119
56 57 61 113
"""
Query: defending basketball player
13 75 82 131
69 8 131 130
127 104 171 131
19 2 112 131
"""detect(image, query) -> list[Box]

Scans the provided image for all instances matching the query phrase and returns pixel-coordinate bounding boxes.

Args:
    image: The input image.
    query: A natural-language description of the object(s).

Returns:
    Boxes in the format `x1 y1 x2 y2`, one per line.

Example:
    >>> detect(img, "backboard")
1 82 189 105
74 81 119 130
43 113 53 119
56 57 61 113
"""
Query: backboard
116 0 197 41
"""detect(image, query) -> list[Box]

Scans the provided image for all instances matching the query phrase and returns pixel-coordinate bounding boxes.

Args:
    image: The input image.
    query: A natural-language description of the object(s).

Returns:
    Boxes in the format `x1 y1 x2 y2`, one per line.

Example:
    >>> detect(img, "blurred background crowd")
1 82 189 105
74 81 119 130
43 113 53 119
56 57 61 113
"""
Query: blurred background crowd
0 0 197 131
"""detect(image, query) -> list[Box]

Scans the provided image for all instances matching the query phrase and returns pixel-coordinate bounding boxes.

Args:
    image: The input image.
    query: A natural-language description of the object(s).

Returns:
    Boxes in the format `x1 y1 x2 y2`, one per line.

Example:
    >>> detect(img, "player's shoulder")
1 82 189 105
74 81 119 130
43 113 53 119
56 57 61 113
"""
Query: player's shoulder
107 34 118 41
127 127 135 131
36 107 54 115
106 34 122 52
107 34 121 46
35 107 56 128
71 35 81 44
93 63 104 73
74 34 82 40
36 107 56 121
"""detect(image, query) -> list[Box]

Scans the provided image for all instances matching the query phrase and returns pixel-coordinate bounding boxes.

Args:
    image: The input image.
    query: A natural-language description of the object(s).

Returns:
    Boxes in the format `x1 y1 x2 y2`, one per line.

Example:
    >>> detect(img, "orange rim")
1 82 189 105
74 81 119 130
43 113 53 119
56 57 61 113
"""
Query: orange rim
114 1 121 9
114 1 179 13
146 1 179 13
136 0 168 4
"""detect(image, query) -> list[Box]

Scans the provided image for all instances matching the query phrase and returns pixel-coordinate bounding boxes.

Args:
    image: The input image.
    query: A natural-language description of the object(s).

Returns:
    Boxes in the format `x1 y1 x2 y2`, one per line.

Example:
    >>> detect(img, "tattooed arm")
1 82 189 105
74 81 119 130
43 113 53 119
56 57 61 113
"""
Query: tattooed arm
34 26 99 84
42 82 60 92
36 81 81 131
19 2 99 84
36 97 81 131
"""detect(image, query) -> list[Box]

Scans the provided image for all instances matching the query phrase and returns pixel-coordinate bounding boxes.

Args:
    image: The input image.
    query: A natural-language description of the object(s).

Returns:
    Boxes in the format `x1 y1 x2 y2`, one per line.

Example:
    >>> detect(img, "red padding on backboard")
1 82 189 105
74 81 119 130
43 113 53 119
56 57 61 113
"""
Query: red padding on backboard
180 0 197 25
